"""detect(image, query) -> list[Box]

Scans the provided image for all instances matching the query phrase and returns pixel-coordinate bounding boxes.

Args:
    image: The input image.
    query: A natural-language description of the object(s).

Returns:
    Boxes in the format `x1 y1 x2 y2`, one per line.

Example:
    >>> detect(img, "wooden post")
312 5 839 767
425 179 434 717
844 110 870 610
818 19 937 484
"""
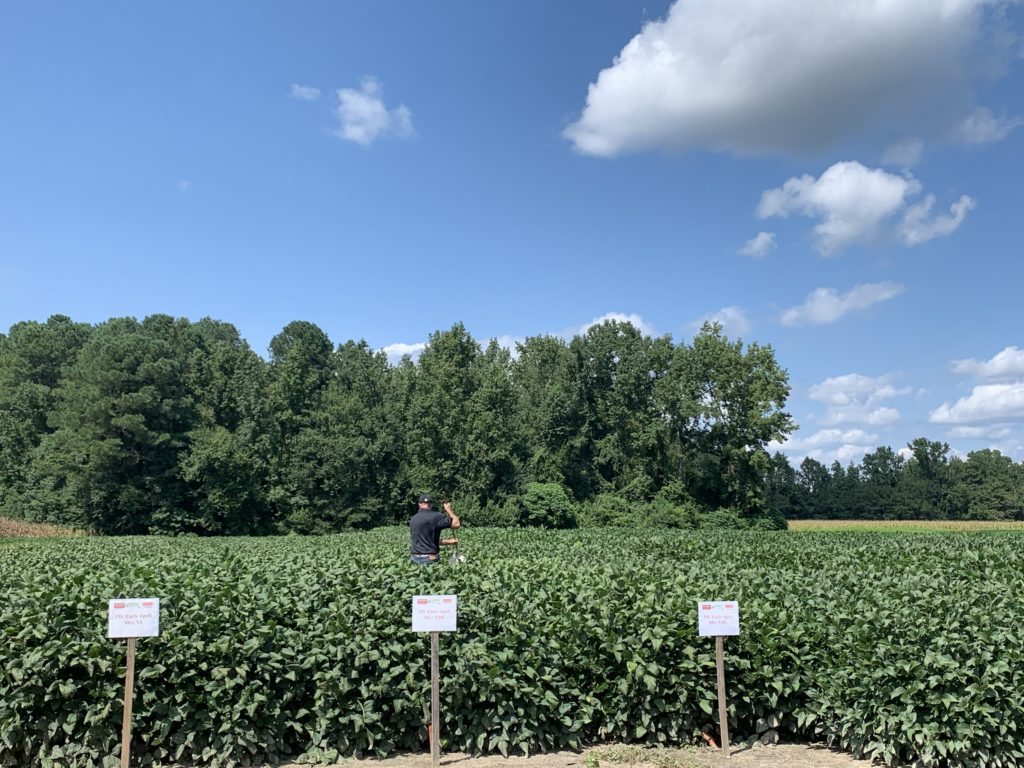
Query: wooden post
120 637 137 768
715 636 730 758
430 631 440 768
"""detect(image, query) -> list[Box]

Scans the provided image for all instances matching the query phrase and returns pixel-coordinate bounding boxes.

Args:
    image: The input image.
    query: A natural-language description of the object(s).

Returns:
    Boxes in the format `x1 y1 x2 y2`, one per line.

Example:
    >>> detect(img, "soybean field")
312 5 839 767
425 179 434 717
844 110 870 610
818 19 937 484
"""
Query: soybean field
2 529 1024 768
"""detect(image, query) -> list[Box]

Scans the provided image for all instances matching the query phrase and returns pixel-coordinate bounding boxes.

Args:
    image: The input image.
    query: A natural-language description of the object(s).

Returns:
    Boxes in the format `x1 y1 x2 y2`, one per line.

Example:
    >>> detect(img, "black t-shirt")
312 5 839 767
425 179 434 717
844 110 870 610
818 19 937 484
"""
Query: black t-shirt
410 508 452 554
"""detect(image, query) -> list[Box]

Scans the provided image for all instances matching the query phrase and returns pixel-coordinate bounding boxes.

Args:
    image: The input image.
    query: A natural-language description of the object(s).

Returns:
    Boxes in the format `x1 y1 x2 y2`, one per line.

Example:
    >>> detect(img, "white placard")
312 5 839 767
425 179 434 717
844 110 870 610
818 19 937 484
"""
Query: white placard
108 598 161 639
698 600 740 637
412 595 457 632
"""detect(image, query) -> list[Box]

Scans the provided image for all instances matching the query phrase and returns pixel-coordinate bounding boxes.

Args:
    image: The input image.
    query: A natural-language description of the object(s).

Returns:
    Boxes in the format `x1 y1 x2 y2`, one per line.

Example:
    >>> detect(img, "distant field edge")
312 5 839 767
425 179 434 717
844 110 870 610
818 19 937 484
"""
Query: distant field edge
0 515 86 539
787 518 1024 531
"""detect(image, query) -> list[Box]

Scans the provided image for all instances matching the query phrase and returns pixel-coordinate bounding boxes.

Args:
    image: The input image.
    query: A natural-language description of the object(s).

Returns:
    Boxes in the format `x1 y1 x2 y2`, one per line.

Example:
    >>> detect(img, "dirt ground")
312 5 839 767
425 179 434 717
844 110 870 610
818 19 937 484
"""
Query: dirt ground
275 743 868 768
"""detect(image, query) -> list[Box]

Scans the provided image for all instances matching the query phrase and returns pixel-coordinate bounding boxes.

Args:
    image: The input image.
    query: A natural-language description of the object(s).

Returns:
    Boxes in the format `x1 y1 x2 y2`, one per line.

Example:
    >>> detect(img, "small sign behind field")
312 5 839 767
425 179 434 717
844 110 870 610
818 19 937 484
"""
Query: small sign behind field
698 600 739 637
412 595 457 632
108 598 160 639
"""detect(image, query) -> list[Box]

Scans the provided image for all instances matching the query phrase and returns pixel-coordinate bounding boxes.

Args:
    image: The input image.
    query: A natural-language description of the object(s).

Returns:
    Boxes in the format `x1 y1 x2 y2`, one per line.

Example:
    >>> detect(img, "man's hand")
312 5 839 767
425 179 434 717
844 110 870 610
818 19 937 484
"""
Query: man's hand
443 500 461 529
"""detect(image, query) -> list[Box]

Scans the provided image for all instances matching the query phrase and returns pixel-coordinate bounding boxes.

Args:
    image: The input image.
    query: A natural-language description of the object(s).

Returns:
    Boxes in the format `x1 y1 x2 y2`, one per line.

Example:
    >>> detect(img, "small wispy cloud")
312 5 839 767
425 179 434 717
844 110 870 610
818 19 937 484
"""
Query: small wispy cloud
738 232 776 259
289 83 321 101
956 107 1023 144
769 427 880 465
881 138 923 169
335 77 414 146
900 194 976 246
381 312 659 367
178 180 191 193
949 425 1012 439
780 282 904 327
381 342 426 365
564 312 657 339
951 346 1024 379
688 306 750 338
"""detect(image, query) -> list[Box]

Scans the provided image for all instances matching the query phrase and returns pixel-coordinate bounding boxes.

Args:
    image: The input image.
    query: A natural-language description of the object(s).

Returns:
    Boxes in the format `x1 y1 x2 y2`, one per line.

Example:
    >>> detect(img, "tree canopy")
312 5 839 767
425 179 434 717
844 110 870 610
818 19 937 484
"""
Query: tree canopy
11 313 1013 532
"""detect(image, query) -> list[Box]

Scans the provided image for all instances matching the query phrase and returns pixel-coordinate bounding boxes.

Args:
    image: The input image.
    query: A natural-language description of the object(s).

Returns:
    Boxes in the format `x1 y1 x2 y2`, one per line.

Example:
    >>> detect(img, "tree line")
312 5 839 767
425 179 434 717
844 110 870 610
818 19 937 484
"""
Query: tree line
765 439 1024 521
0 314 796 534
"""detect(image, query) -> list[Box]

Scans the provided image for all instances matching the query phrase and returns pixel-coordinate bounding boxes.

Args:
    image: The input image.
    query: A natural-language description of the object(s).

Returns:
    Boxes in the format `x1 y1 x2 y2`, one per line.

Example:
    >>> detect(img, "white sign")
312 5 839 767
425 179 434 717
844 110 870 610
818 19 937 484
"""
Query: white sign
698 600 740 637
412 595 457 632
108 598 161 639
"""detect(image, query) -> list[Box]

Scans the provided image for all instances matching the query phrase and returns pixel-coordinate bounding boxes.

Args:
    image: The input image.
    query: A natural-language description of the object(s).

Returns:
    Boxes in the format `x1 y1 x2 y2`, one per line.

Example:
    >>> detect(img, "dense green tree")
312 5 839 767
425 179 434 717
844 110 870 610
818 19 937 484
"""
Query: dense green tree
403 325 526 510
463 340 526 506
31 317 197 533
570 320 673 500
858 446 904 517
948 449 1024 520
663 323 794 516
176 319 271 534
765 451 806 520
793 457 832 518
894 438 950 519
403 323 483 499
178 425 267 534
512 335 587 491
518 481 577 528
278 341 406 532
265 321 335 526
0 316 92 516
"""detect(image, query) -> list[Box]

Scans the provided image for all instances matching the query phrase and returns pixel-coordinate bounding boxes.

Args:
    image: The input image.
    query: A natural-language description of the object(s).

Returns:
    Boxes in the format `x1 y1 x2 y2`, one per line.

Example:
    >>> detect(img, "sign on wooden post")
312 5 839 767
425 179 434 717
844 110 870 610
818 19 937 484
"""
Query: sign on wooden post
412 595 457 768
698 600 739 758
108 598 161 768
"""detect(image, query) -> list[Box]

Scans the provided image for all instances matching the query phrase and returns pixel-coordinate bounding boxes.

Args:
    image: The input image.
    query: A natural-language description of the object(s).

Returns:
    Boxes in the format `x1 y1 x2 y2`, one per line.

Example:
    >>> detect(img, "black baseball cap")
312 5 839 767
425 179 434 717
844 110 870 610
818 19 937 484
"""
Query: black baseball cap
418 494 432 504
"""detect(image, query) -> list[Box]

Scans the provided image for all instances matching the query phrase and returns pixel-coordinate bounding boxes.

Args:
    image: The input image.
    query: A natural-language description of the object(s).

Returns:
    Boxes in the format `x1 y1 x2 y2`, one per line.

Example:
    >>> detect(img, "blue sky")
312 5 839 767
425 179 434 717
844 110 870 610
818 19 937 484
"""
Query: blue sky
2 1 1023 464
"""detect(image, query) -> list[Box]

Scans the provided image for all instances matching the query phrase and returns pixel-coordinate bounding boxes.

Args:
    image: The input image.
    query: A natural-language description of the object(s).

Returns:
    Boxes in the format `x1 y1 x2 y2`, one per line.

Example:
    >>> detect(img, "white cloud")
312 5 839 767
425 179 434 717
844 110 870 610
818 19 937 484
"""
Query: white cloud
952 346 1024 379
177 180 191 193
930 383 1024 423
780 282 904 327
900 194 976 246
381 342 425 365
479 314 657 360
563 0 1015 157
950 424 1012 439
738 232 776 258
381 312 658 367
809 372 911 425
882 138 924 168
573 312 657 338
492 335 524 359
335 77 414 146
956 107 1024 143
757 161 972 254
770 427 879 465
689 306 750 338
289 83 321 101
793 428 878 449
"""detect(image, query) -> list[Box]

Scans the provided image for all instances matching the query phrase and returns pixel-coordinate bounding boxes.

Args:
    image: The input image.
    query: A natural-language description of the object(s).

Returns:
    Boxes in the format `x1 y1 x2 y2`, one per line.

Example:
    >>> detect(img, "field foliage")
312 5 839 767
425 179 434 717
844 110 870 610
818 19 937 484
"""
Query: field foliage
2 529 1023 767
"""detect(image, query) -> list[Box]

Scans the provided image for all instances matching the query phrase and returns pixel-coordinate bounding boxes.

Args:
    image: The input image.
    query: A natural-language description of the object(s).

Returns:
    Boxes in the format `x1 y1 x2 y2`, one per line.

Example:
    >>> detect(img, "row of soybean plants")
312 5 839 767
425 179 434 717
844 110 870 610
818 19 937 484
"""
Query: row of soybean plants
2 529 1023 767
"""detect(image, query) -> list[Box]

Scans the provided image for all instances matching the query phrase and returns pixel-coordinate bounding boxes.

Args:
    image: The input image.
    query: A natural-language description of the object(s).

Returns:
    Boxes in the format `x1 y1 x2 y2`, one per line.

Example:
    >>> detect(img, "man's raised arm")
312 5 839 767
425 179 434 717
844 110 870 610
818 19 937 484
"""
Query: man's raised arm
443 500 461 529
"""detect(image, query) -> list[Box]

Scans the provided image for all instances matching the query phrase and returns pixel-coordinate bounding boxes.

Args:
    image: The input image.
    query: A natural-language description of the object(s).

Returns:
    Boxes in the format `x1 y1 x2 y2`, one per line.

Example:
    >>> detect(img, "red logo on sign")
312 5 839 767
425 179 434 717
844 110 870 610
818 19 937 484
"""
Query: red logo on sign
416 599 428 604
702 604 712 610
114 603 125 609
442 598 452 604
143 601 154 606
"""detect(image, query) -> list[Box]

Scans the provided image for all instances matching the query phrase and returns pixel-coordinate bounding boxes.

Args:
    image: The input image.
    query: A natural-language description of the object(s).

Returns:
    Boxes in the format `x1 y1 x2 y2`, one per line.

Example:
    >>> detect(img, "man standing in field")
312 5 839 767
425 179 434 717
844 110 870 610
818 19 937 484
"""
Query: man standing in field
410 494 460 564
